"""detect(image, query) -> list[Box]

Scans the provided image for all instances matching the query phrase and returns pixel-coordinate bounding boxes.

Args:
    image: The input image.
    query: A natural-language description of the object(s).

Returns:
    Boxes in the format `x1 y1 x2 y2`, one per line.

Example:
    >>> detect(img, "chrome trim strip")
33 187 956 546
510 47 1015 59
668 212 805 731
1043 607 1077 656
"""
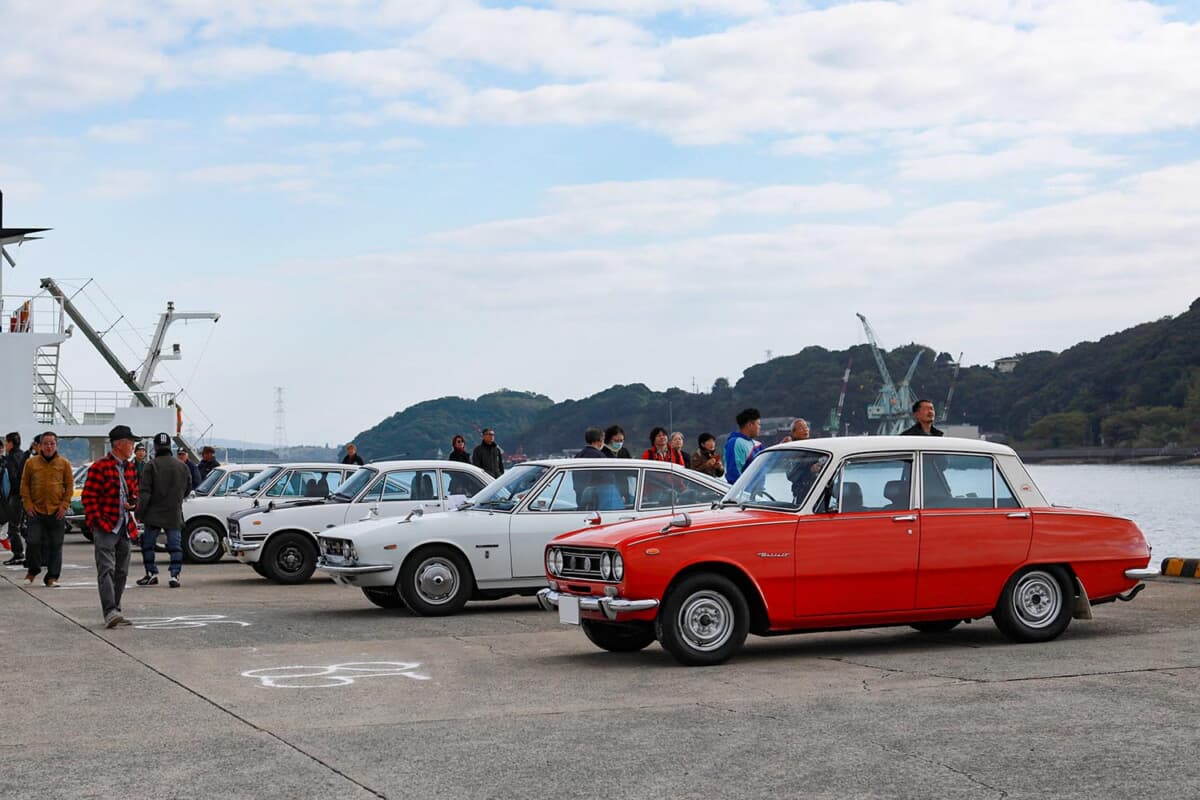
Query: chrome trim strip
225 538 262 552
536 588 659 621
316 559 393 575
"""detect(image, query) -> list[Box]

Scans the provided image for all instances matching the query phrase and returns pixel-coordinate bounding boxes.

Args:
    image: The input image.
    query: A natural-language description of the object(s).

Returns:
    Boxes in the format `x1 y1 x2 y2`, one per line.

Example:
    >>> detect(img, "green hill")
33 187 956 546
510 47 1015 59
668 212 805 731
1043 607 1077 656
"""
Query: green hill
351 299 1200 457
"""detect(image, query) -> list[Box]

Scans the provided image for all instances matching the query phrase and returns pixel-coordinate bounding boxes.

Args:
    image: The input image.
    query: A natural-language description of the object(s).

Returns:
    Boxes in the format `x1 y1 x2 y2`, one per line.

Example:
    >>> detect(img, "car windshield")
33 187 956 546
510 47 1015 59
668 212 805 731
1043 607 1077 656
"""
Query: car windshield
467 464 549 511
194 468 225 496
724 448 831 510
235 466 283 496
73 464 90 489
331 467 377 502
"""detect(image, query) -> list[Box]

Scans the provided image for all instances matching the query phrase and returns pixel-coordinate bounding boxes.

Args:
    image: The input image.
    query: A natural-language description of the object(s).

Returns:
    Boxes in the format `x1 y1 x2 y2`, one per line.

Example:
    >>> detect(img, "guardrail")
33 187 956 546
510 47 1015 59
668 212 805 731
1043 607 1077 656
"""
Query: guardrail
2 293 64 334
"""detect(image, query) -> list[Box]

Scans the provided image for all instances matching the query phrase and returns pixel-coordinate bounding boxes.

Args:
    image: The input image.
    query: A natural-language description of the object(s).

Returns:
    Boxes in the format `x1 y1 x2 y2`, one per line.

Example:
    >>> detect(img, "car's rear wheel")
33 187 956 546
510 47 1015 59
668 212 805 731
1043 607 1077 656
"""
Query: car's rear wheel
993 566 1073 643
655 573 749 666
398 546 473 616
581 620 656 652
362 587 406 609
910 620 961 634
183 519 223 564
261 532 317 584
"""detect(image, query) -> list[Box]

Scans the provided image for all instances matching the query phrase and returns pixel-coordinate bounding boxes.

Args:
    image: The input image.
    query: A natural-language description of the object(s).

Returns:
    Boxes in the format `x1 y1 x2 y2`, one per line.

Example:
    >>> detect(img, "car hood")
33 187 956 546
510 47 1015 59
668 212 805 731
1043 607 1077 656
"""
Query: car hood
229 498 331 521
552 506 792 549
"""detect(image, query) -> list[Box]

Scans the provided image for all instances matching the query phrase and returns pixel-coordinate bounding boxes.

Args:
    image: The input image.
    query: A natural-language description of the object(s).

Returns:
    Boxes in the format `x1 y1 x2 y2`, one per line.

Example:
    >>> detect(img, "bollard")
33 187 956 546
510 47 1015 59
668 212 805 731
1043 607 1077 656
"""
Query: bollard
1161 558 1200 579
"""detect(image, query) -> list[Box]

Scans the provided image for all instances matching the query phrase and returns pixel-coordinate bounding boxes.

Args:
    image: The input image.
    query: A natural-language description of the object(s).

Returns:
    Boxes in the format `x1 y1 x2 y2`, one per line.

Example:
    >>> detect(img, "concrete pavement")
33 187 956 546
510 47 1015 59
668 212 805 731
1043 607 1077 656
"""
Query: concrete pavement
1 538 1197 799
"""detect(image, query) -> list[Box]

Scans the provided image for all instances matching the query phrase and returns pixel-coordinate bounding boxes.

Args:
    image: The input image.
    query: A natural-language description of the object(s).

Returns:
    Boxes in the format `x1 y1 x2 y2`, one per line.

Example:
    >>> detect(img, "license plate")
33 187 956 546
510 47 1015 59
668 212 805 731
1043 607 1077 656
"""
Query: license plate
558 594 580 625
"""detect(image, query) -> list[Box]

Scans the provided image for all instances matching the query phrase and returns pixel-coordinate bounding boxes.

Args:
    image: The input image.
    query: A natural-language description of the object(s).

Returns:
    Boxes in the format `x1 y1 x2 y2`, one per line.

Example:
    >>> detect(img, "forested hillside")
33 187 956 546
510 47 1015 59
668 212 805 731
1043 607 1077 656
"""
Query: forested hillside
352 299 1200 458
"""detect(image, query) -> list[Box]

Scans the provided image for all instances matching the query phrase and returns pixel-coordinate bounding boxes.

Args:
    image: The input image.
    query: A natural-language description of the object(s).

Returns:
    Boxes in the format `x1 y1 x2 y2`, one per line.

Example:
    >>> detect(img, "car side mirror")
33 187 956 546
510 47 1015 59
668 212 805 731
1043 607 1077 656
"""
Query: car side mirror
659 512 692 534
587 512 602 525
404 508 424 522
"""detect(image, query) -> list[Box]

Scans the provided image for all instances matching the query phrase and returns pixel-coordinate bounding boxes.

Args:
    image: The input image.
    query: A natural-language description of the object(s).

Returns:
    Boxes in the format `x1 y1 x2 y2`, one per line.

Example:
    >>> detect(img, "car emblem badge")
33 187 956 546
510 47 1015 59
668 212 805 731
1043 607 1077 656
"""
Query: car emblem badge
757 552 790 558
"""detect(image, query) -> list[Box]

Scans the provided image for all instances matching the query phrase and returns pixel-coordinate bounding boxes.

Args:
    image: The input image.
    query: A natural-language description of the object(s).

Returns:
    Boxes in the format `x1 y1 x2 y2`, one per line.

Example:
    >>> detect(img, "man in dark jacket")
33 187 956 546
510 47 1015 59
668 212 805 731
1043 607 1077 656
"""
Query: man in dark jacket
137 433 192 587
471 429 505 478
448 435 471 463
575 427 607 458
2 432 28 565
177 450 203 490
198 446 221 480
900 399 944 436
342 443 365 466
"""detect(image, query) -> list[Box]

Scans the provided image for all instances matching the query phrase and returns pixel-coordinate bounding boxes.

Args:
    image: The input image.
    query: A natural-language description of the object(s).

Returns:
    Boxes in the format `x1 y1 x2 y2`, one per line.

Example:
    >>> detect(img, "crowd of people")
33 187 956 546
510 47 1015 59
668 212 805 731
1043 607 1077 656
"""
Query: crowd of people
0 426 204 628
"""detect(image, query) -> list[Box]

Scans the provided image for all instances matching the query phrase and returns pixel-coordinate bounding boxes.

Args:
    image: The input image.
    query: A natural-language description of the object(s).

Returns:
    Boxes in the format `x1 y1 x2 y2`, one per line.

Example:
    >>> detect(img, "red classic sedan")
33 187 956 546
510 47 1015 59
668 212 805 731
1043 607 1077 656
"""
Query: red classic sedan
538 436 1152 666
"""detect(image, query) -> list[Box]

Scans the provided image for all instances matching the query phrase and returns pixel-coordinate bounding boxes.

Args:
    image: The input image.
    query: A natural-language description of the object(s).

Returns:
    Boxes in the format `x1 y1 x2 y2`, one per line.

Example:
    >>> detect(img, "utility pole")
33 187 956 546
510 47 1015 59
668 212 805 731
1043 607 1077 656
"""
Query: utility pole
273 387 288 452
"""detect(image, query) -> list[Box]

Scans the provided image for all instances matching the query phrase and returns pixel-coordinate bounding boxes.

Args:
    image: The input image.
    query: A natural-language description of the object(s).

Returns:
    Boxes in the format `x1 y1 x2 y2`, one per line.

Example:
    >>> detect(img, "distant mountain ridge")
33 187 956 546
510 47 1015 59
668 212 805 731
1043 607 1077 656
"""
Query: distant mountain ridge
351 299 1200 458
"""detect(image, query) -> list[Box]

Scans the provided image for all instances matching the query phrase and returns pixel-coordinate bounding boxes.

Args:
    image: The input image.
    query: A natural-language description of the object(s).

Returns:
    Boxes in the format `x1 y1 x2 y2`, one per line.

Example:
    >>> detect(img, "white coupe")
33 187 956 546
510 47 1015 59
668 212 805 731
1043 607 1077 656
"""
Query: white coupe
315 458 729 615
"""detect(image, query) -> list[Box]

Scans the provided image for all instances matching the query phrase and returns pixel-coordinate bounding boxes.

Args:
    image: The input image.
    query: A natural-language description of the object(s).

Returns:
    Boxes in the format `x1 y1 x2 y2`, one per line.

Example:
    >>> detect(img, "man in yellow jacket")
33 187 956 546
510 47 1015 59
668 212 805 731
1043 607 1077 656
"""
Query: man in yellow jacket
20 431 73 587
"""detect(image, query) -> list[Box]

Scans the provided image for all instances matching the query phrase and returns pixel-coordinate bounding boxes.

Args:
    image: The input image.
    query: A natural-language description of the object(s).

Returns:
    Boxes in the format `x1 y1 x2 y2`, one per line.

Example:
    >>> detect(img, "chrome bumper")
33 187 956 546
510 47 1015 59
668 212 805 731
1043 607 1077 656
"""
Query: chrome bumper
224 536 263 554
1124 567 1199 584
536 588 659 621
316 558 393 575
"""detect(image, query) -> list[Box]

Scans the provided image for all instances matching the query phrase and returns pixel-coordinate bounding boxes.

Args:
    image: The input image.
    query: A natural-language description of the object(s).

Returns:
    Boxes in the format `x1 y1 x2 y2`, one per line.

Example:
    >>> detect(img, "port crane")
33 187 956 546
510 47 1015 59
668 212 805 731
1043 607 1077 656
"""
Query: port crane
824 356 852 436
856 313 926 435
941 352 963 423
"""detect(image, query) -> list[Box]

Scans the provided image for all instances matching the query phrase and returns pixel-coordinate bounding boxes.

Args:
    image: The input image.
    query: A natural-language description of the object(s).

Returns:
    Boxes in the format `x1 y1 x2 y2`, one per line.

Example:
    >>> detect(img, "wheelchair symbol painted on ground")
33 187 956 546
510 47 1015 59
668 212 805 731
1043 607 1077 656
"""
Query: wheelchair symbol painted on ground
129 614 251 630
241 661 431 689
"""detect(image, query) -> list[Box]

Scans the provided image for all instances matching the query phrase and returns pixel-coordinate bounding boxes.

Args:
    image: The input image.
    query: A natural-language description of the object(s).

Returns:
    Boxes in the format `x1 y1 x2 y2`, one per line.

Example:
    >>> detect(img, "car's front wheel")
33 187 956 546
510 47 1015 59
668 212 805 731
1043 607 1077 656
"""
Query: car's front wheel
655 573 749 666
183 519 223 564
398 546 473 616
581 620 656 652
362 587 406 609
993 566 1073 643
261 532 317 584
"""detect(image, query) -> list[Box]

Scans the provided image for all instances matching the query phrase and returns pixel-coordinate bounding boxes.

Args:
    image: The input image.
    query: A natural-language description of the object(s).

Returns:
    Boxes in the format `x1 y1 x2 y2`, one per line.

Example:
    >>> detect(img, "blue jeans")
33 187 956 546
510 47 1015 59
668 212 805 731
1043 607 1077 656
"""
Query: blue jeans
141 526 182 577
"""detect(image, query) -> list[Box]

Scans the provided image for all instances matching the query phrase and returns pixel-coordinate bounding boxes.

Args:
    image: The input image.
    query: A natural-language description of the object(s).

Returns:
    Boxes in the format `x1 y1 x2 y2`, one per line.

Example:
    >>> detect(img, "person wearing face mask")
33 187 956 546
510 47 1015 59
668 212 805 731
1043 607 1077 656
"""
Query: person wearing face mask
603 425 631 459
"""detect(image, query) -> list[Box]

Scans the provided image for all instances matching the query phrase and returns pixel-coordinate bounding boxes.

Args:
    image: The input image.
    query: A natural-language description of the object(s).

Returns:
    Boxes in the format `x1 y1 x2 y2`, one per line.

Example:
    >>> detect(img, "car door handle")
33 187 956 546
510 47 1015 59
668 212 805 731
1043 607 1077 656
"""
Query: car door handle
618 516 635 521
892 515 916 522
1007 512 1030 519
423 503 440 508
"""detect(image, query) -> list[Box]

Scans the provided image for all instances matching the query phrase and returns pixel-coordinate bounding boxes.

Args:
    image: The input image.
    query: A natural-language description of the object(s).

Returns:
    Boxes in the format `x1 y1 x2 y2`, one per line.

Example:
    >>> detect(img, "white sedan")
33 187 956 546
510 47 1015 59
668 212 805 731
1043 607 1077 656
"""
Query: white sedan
315 458 729 615
225 459 492 584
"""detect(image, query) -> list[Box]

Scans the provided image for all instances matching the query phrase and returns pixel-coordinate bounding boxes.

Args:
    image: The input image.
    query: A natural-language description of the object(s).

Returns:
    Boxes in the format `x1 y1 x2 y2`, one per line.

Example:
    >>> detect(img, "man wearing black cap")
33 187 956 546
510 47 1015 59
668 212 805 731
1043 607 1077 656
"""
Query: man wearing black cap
82 425 140 628
136 433 191 588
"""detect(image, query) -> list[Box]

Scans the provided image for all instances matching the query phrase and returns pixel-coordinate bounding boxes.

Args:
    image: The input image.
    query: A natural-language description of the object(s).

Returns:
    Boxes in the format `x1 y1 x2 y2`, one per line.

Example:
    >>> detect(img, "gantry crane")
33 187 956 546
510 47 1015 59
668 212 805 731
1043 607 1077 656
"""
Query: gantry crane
825 356 852 436
856 313 926 435
941 352 963 423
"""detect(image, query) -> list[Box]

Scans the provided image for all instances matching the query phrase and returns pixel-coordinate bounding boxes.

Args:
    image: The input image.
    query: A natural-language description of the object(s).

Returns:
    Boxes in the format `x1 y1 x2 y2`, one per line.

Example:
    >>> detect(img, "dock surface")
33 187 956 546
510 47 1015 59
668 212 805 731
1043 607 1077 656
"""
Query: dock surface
3 538 1197 799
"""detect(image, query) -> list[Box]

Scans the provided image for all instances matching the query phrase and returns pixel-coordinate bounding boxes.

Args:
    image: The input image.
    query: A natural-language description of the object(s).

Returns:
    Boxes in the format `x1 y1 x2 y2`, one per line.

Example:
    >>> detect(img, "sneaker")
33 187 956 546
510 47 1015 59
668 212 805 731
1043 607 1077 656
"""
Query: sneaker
23 573 35 585
136 574 158 586
104 610 127 629
44 578 59 588
168 575 180 588
3 555 23 566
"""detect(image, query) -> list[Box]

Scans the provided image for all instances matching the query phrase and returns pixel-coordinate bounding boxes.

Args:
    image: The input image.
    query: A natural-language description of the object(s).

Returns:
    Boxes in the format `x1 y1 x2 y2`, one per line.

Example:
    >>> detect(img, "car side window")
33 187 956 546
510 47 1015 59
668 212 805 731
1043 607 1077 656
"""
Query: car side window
821 458 912 513
441 470 488 499
267 469 342 498
923 454 1002 509
640 471 723 510
527 473 565 512
995 464 1019 509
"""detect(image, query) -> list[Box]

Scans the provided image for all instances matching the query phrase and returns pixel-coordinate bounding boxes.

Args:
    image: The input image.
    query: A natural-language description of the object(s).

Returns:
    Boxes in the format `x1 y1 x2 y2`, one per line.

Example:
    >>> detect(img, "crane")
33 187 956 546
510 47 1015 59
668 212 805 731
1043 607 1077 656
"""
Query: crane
856 313 927 435
825 356 852 436
941 352 963 423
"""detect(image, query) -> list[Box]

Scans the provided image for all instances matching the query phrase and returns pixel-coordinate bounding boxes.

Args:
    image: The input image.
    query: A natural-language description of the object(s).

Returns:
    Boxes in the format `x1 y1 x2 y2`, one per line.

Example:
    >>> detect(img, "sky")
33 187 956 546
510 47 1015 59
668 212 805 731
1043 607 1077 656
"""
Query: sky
3 0 1200 446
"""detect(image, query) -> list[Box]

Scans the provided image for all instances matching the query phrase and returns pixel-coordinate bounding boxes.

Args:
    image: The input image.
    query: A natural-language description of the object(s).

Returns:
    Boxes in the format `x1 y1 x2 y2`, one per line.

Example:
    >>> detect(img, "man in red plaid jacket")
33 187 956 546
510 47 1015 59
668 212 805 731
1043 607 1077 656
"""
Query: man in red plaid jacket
82 425 140 628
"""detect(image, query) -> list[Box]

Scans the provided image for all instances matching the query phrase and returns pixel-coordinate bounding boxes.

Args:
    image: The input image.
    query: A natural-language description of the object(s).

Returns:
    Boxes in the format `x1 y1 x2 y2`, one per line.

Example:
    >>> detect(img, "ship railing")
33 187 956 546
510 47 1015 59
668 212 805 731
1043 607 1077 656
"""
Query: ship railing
57 389 177 424
1 293 65 335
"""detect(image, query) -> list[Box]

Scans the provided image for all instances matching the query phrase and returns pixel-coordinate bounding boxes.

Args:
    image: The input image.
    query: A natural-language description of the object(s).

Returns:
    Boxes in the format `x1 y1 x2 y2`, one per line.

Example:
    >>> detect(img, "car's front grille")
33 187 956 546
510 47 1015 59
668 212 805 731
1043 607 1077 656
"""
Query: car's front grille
321 538 351 557
559 547 606 580
228 520 239 536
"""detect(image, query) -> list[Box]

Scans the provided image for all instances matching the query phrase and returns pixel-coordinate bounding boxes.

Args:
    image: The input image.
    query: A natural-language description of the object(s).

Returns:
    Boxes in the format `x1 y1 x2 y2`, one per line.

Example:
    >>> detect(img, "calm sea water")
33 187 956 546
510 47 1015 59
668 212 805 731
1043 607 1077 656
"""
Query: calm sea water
1028 463 1200 559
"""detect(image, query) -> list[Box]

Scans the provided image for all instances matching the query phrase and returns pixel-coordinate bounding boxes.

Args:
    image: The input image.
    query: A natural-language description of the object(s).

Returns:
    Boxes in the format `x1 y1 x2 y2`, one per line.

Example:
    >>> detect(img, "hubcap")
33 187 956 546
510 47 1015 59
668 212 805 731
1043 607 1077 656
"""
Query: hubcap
278 544 304 574
678 589 734 652
189 527 218 559
415 558 459 605
1013 571 1062 629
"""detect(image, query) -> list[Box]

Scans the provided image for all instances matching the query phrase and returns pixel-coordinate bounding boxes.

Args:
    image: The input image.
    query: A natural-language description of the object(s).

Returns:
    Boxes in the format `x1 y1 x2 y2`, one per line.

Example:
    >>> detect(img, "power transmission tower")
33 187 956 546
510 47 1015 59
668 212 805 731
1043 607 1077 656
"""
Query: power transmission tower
273 387 288 451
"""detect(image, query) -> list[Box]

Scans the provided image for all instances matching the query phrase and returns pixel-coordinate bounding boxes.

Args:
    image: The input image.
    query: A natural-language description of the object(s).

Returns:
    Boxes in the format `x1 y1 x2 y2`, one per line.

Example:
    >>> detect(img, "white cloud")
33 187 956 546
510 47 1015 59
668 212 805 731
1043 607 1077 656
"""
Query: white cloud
898 138 1123 181
378 136 425 150
86 119 187 143
224 113 321 131
431 179 892 245
84 169 165 199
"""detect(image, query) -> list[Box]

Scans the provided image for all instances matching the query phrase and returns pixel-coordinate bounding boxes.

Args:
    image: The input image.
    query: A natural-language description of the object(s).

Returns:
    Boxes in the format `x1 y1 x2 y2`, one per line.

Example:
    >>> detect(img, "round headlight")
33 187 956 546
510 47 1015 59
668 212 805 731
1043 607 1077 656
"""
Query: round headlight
613 552 624 581
553 549 563 575
600 552 612 580
546 548 557 576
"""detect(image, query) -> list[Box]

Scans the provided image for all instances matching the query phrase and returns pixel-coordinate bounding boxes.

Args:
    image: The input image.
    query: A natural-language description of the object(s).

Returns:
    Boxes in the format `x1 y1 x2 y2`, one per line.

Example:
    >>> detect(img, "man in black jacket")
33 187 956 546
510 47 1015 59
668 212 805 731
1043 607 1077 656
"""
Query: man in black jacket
900 399 944 436
2 432 27 565
137 433 193 587
471 429 505 478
